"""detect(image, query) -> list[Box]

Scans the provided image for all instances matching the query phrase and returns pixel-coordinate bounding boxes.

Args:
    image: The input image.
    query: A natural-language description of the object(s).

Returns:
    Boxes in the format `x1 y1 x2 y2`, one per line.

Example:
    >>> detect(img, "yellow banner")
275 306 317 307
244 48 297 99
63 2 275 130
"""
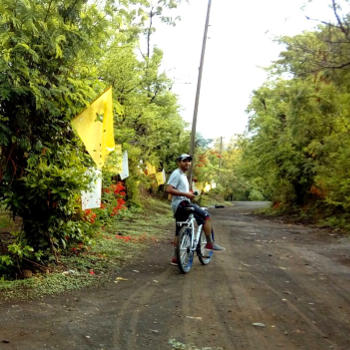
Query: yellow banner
146 162 157 175
103 144 122 174
155 169 166 186
72 87 115 168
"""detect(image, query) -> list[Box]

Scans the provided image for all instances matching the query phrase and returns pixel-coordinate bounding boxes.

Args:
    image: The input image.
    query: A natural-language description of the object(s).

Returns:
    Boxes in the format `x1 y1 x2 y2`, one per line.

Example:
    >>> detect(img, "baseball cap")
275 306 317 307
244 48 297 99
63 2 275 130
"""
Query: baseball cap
176 154 192 162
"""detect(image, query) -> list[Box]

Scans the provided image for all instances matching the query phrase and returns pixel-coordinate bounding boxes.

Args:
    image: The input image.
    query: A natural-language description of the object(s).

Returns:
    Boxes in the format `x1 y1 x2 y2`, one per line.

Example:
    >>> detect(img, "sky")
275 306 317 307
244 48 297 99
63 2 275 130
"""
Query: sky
152 0 343 142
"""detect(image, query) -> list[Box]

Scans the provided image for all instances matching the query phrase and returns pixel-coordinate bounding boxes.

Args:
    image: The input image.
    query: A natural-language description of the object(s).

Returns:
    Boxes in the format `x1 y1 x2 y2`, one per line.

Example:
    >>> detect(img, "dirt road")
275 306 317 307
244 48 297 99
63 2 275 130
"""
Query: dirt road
1 202 350 350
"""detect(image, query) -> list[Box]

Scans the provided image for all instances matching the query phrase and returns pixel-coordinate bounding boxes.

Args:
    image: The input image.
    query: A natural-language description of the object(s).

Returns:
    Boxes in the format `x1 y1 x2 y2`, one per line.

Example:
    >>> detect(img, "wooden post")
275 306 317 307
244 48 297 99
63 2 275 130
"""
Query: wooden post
188 0 212 188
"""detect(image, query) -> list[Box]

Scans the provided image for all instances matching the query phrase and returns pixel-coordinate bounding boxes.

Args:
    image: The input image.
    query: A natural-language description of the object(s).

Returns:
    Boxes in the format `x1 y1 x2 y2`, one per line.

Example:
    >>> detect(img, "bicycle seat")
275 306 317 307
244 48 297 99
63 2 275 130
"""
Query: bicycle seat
183 206 195 213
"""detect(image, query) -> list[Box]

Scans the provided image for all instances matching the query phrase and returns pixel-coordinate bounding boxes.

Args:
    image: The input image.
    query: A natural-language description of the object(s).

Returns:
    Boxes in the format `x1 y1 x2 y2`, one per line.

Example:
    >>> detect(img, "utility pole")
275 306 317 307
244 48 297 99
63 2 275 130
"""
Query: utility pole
219 136 223 169
189 0 212 188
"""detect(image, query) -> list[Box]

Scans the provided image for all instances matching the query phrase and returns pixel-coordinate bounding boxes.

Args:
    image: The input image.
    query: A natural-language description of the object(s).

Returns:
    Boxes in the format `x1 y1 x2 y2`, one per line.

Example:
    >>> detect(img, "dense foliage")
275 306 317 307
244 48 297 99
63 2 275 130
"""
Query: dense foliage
238 1 350 228
2 0 349 278
0 0 186 276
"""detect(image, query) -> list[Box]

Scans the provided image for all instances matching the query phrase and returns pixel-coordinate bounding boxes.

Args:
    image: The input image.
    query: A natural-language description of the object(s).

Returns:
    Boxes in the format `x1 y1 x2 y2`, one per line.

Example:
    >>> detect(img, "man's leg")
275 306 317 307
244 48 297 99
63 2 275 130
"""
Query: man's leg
203 217 213 242
170 220 179 264
171 208 185 265
191 204 212 241
191 204 225 251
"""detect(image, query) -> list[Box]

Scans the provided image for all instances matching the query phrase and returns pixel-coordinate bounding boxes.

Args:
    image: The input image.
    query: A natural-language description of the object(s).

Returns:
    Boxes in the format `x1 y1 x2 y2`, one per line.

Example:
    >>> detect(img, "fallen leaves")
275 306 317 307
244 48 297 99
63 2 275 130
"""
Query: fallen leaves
252 322 266 328
186 316 202 321
114 234 159 244
114 276 128 284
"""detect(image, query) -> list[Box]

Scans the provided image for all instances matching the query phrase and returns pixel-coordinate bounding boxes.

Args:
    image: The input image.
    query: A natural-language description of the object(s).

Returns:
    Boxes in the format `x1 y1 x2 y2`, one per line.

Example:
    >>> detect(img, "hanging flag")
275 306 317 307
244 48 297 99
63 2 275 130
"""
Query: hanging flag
145 162 156 175
204 183 212 193
155 169 166 186
71 87 115 169
81 168 102 210
120 150 129 180
104 144 122 174
138 160 144 174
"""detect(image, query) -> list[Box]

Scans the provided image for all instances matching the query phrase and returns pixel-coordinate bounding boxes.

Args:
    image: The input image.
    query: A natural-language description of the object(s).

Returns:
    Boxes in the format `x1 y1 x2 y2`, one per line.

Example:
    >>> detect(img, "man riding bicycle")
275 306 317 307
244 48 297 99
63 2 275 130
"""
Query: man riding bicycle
166 154 225 265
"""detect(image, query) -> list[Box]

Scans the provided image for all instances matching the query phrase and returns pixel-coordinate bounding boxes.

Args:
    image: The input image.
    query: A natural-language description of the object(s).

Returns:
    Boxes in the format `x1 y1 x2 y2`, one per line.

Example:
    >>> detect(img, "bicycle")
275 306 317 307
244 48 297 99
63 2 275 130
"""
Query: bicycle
175 206 213 274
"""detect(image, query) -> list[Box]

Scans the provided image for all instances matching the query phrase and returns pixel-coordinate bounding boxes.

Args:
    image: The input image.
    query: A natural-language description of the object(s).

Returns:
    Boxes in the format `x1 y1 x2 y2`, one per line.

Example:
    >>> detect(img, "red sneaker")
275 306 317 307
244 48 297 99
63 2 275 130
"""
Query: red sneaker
170 257 178 265
205 242 225 251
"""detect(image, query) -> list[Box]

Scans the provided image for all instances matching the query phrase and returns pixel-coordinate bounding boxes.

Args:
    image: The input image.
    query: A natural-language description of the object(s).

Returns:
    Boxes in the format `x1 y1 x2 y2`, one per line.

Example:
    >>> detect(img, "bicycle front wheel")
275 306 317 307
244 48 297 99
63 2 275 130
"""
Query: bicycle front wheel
197 229 213 265
176 226 194 274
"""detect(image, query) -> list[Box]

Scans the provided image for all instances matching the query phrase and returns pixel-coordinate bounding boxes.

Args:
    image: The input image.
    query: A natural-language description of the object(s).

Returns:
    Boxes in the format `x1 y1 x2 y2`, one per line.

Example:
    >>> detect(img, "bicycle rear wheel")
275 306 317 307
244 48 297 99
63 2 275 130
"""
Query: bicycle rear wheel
176 226 194 274
197 229 213 265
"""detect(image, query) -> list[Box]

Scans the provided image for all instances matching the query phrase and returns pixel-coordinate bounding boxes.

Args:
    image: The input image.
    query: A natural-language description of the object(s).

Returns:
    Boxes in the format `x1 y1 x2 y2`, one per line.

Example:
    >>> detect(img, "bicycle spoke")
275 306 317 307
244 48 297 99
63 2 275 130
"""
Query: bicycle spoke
197 230 212 265
178 230 193 271
180 235 190 262
176 223 196 273
180 235 190 250
180 250 189 264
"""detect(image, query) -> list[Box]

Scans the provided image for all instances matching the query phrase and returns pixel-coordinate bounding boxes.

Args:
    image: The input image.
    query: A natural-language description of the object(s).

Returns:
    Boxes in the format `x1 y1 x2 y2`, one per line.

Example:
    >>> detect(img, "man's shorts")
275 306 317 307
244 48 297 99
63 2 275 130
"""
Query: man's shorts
174 201 210 227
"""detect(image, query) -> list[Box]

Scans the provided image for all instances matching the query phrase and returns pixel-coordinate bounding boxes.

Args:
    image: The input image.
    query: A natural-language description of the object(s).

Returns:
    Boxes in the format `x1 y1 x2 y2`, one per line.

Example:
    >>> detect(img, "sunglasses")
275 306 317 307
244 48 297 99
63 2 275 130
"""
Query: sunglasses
181 158 192 163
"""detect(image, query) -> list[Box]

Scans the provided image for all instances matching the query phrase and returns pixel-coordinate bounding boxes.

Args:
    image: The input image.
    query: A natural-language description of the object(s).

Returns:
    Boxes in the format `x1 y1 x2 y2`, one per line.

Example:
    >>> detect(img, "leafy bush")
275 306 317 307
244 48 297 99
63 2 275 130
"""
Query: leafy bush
0 0 108 274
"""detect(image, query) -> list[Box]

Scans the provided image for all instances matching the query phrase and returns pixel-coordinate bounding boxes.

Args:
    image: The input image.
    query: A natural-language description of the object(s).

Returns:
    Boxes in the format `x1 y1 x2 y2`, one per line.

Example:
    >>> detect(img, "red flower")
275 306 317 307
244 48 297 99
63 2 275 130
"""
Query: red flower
111 206 120 216
114 182 125 194
83 209 96 223
115 234 133 243
117 198 125 206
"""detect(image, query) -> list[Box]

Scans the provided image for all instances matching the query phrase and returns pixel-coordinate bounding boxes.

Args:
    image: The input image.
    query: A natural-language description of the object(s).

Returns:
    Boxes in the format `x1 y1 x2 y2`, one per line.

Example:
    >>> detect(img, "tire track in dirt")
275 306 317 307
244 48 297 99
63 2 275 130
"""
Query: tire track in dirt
220 262 296 349
211 204 350 350
247 237 350 349
2 202 350 350
111 265 179 348
212 215 296 350
247 271 336 347
180 261 238 349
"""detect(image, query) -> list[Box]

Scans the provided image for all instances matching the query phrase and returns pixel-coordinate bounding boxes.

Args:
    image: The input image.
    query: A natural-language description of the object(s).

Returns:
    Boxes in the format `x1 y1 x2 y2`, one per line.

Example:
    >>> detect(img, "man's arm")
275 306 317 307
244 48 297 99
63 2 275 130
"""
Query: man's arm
165 185 195 200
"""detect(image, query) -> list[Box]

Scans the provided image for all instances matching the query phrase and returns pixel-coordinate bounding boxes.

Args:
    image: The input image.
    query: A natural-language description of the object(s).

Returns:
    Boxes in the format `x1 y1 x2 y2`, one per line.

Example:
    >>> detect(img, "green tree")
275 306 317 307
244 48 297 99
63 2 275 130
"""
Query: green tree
98 6 188 203
0 0 189 275
0 0 109 269
241 4 350 226
276 0 350 76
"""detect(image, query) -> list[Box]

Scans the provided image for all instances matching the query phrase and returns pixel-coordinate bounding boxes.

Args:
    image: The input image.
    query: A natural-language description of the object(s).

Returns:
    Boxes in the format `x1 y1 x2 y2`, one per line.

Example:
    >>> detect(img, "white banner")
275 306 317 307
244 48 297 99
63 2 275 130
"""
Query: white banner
120 150 129 180
81 168 102 210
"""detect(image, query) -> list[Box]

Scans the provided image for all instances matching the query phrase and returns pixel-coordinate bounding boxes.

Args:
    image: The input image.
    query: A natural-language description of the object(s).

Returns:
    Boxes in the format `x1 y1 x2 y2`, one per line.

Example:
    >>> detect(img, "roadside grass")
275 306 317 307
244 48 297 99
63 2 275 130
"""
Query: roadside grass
0 198 173 302
253 202 350 234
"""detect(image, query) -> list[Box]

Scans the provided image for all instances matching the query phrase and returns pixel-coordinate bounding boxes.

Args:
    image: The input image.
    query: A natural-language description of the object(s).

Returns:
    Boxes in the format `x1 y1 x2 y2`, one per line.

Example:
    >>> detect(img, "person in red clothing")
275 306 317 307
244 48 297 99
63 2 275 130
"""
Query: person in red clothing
166 154 225 265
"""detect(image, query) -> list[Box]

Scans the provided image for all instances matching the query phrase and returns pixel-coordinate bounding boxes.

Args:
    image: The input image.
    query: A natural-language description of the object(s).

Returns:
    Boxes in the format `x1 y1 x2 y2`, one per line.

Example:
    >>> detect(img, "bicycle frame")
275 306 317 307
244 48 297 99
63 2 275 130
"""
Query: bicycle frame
176 213 202 252
175 209 213 273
